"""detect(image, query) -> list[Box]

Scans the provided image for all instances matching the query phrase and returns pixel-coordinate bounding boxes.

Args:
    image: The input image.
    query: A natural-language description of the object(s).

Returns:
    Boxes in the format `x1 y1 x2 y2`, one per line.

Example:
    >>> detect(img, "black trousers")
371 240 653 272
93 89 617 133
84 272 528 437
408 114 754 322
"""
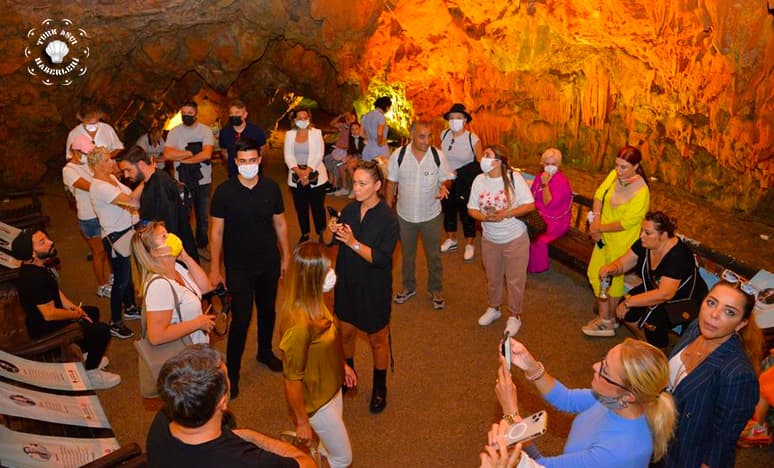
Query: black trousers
441 180 476 238
225 268 279 384
290 185 327 236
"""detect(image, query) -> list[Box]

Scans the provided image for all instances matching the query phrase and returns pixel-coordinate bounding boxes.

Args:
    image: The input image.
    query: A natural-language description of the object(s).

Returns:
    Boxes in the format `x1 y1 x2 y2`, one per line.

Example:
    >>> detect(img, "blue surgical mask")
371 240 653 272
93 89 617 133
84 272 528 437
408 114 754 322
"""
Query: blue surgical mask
591 389 629 410
238 163 260 179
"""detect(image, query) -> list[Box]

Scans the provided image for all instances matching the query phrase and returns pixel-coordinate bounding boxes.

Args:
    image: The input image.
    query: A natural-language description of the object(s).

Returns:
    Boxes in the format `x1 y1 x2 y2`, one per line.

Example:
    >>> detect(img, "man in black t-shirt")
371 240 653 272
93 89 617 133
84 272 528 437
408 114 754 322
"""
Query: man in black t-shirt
11 229 120 390
118 145 198 261
219 99 267 178
209 138 290 397
147 345 309 468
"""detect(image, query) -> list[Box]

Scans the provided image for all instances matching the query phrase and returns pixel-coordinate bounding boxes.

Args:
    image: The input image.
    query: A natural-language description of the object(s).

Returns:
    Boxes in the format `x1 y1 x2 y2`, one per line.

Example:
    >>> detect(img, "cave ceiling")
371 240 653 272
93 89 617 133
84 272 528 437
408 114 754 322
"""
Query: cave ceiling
0 0 772 215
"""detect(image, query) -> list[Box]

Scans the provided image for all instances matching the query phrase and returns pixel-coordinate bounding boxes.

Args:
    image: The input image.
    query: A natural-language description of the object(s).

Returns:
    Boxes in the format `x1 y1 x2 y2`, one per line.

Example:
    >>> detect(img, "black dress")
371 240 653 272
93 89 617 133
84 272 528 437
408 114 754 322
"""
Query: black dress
333 200 399 333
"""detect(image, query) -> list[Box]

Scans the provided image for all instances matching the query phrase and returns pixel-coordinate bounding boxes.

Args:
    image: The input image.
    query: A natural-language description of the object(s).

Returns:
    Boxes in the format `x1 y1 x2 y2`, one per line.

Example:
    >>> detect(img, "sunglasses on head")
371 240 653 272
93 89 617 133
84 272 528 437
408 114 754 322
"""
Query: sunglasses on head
721 269 759 298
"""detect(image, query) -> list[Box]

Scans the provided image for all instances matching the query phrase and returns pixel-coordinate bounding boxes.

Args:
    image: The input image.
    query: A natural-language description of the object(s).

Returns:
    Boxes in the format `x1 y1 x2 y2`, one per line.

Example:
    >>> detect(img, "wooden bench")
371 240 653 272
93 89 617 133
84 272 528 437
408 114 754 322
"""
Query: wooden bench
0 190 50 232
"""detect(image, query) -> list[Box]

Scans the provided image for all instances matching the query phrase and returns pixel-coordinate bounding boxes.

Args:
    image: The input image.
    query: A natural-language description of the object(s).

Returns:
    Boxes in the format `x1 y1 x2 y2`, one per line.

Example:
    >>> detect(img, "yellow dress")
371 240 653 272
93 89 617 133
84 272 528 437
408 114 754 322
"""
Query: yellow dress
586 170 650 297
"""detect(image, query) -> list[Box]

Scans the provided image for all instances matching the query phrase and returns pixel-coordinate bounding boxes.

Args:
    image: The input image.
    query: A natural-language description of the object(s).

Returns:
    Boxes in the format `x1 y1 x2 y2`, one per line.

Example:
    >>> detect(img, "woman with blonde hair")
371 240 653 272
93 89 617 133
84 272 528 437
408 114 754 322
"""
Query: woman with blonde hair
279 242 356 467
496 337 676 467
131 221 215 396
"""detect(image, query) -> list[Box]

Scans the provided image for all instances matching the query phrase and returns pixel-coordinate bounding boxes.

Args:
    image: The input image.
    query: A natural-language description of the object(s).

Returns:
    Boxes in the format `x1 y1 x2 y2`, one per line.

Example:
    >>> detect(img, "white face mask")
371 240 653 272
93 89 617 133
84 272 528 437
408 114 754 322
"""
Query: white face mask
322 268 337 293
544 164 558 176
480 157 498 174
448 119 464 132
295 119 310 129
80 153 88 164
237 163 260 179
85 124 98 132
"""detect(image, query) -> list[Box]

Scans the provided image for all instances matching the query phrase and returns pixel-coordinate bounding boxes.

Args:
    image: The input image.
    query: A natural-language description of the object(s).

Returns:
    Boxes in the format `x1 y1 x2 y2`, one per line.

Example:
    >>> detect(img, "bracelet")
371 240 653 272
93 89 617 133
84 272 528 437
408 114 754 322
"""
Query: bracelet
501 412 520 425
525 361 546 381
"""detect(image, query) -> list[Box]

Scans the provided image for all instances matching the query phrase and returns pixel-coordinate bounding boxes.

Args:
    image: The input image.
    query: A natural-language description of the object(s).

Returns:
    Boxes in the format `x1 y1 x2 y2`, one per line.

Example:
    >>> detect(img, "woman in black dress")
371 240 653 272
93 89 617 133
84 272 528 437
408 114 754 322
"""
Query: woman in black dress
597 211 707 350
327 160 399 414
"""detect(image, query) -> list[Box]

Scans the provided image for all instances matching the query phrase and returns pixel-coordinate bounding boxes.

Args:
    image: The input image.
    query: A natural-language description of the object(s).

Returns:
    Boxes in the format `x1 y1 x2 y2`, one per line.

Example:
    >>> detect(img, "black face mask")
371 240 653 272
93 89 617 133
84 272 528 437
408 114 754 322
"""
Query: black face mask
182 115 196 126
229 116 243 127
37 246 58 260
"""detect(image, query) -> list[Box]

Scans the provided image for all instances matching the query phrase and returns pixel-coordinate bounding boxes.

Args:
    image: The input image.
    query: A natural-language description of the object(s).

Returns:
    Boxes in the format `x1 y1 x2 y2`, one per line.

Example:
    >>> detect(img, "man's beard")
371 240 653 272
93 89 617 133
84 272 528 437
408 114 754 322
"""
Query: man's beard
37 246 57 259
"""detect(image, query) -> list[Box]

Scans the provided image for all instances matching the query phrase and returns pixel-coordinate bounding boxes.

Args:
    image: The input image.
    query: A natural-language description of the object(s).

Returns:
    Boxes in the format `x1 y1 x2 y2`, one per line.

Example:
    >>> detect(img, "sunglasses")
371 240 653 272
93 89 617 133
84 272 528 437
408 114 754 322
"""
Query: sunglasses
721 269 759 297
598 358 631 393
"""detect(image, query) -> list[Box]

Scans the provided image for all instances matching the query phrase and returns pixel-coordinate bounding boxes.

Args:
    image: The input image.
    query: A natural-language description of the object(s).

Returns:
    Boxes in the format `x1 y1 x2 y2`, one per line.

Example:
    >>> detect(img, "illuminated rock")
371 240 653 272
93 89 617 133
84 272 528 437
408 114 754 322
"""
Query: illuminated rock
0 0 770 218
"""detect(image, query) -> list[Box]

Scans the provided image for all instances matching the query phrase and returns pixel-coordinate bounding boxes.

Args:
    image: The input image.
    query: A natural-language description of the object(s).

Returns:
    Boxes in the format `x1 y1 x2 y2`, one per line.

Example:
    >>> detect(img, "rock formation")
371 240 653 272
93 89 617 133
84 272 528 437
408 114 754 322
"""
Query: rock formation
1 0 771 218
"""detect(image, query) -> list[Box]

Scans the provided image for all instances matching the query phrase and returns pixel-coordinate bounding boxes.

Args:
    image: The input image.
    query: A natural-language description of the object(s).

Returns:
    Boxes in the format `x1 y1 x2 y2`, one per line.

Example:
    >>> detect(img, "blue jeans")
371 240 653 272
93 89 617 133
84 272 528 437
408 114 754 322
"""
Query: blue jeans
190 183 210 248
102 236 136 324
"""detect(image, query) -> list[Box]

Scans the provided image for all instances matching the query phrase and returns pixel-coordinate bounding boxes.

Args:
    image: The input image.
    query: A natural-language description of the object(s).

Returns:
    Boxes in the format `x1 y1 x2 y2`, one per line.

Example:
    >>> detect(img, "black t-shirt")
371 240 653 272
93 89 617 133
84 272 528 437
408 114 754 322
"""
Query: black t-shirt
146 411 298 468
219 123 267 178
631 238 701 300
211 176 284 272
17 264 67 339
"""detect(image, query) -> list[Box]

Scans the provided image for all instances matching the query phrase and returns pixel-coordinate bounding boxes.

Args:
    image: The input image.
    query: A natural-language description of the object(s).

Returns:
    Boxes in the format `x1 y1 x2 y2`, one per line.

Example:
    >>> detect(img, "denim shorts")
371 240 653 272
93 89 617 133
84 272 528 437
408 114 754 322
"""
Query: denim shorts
78 217 102 239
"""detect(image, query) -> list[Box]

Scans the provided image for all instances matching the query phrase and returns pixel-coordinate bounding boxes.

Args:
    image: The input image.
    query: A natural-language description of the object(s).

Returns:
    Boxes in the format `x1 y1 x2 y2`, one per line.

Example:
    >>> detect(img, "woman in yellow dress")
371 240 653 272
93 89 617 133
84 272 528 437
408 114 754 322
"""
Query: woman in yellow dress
582 146 650 337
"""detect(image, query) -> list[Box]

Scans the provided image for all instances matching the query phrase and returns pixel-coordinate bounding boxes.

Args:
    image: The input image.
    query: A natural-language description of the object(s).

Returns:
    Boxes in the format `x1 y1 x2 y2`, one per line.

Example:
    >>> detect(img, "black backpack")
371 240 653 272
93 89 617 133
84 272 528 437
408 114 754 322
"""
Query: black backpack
397 145 440 167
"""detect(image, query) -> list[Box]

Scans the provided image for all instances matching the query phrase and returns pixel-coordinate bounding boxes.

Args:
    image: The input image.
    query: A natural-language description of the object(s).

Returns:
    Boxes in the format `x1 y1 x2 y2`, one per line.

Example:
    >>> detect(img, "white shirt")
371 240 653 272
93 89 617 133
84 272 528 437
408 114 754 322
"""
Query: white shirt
145 266 208 345
439 130 479 170
166 122 215 185
468 171 534 244
387 145 454 223
62 161 96 220
89 175 137 236
64 123 124 161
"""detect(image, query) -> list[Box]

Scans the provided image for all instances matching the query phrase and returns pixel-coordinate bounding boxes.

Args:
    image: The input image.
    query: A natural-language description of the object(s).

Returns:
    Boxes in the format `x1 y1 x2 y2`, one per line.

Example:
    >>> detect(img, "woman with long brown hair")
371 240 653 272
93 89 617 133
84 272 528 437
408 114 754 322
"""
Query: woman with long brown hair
467 144 535 336
663 279 762 467
279 242 356 467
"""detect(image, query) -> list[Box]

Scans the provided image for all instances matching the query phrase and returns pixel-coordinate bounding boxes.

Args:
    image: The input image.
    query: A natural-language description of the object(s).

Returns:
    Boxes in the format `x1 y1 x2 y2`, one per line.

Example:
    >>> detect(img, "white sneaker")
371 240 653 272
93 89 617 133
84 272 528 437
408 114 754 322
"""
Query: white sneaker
440 238 458 253
333 188 350 197
505 316 522 336
86 368 121 390
581 317 616 337
97 284 111 298
347 191 356 199
478 307 501 326
463 244 475 262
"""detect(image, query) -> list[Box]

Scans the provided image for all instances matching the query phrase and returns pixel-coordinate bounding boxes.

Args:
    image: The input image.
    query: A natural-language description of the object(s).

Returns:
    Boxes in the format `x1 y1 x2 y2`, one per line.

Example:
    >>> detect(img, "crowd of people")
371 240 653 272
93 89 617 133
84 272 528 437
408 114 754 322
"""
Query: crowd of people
7 97 771 467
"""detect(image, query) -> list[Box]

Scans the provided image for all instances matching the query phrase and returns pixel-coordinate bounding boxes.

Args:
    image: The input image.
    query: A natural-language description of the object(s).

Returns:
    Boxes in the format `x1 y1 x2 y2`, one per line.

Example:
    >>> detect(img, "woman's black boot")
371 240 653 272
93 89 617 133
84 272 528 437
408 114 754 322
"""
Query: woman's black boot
369 368 387 413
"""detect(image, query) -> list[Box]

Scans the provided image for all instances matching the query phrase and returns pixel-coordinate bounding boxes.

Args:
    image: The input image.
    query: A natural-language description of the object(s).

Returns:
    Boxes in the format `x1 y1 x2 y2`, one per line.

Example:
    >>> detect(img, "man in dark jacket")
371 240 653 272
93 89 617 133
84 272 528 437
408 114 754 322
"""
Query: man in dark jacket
118 145 198 261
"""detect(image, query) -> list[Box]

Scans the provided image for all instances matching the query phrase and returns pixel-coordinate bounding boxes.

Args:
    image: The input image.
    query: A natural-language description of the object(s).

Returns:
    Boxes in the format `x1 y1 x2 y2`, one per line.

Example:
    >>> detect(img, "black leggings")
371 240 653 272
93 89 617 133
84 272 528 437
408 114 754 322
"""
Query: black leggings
442 180 476 238
290 185 327 236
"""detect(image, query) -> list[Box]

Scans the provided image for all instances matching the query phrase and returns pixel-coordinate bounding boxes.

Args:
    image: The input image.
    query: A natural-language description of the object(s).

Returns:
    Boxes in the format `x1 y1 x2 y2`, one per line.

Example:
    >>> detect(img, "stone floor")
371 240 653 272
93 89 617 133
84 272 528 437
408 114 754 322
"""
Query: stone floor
34 149 772 467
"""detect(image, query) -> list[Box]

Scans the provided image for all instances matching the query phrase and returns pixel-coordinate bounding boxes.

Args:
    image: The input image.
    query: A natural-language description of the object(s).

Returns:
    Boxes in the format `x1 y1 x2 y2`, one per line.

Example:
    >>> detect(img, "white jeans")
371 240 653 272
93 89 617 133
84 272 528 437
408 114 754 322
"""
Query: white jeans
310 390 352 468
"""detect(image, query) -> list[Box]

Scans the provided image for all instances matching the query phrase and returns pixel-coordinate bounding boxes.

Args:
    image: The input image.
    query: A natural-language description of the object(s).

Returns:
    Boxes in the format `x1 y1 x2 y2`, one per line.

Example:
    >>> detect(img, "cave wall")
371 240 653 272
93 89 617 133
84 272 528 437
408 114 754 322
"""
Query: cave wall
0 0 771 217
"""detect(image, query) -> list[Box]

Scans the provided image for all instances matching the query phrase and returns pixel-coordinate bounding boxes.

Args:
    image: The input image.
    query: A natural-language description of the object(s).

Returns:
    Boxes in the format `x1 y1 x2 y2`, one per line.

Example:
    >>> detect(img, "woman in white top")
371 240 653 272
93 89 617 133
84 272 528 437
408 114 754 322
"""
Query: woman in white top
87 147 141 340
467 144 535 337
131 221 215 397
63 135 111 297
284 107 329 244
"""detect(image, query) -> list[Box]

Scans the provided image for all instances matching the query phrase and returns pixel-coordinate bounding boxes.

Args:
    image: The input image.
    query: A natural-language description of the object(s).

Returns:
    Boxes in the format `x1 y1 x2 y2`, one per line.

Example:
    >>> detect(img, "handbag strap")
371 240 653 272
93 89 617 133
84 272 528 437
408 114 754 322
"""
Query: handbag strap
140 275 186 341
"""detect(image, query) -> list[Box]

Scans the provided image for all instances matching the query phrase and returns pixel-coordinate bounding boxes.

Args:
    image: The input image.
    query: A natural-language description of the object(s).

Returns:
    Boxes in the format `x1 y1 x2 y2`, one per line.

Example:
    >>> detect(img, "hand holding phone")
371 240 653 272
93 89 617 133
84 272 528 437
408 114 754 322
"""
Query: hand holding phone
500 411 548 446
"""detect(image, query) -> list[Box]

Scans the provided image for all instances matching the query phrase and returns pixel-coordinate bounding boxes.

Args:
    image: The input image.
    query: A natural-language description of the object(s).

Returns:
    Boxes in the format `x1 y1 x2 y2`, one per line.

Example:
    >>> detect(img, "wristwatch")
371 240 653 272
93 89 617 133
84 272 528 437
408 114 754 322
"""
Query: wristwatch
352 242 361 251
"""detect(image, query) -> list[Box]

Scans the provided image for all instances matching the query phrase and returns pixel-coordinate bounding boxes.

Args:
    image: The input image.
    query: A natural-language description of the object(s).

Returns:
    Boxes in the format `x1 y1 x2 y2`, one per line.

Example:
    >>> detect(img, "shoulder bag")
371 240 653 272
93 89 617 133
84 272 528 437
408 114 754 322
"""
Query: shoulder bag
134 275 193 398
510 172 547 240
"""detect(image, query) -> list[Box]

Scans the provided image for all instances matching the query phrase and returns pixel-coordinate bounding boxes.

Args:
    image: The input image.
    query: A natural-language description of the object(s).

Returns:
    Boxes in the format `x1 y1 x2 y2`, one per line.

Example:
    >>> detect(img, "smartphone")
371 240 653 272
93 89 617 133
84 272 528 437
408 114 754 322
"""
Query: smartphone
502 410 548 446
327 206 340 219
500 331 511 369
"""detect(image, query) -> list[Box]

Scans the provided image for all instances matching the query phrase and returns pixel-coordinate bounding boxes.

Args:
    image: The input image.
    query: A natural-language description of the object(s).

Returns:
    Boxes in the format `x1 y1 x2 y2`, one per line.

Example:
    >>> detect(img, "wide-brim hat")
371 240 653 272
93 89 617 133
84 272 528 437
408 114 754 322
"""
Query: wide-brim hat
443 103 472 122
